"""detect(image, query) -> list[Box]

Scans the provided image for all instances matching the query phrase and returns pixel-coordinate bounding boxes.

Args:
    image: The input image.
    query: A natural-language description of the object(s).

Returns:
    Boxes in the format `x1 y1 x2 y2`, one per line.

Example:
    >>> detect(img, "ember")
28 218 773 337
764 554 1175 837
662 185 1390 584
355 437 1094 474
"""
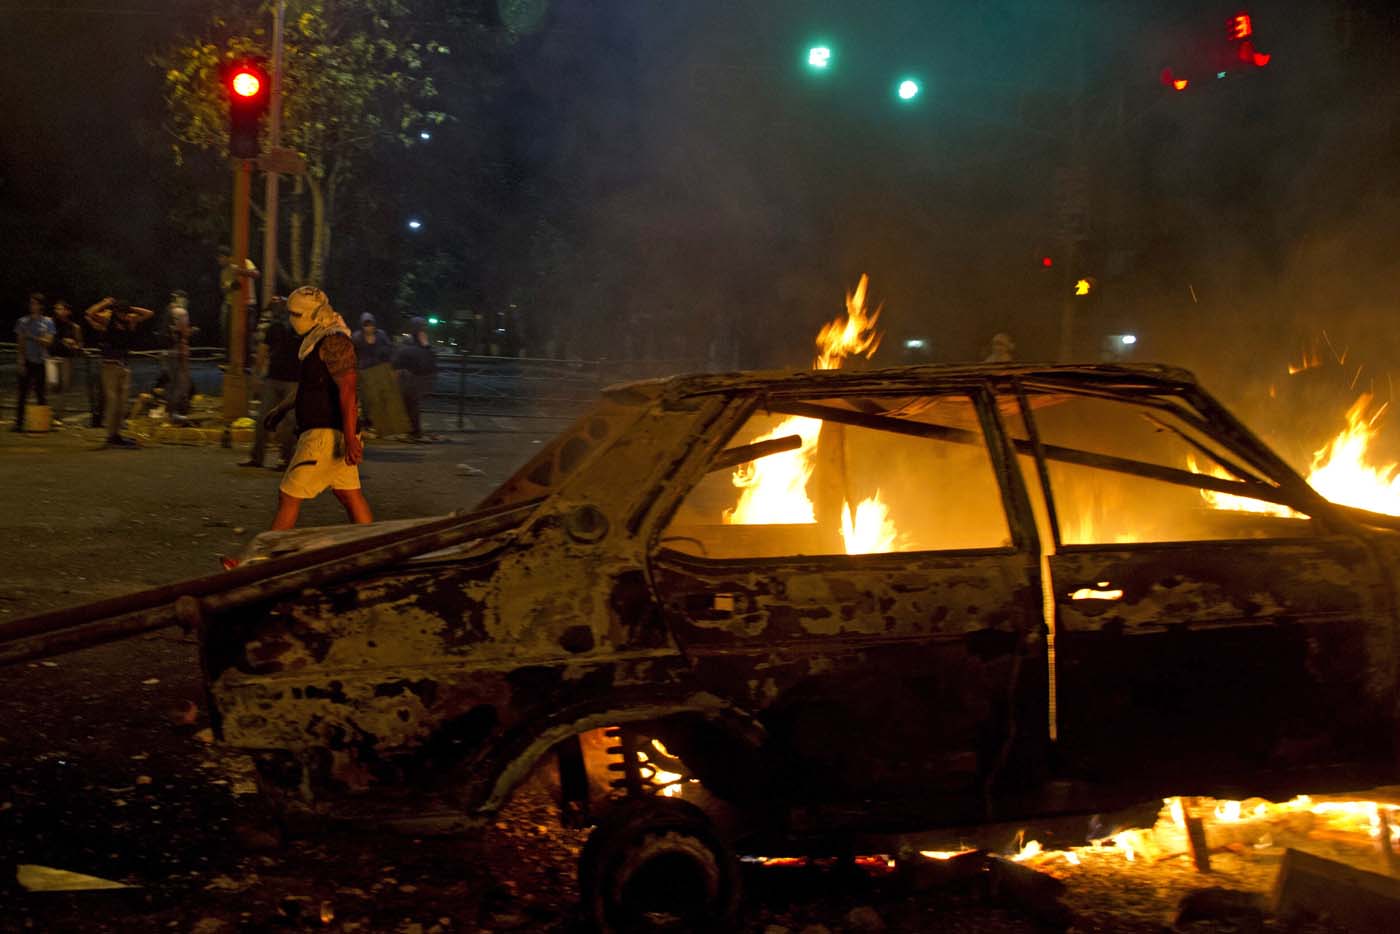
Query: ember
966 793 1400 870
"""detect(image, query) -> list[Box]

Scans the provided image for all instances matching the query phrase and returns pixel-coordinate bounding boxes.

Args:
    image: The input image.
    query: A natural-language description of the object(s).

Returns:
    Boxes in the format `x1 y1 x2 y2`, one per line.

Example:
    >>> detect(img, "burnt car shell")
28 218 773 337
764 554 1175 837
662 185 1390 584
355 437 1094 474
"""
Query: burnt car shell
204 363 1400 835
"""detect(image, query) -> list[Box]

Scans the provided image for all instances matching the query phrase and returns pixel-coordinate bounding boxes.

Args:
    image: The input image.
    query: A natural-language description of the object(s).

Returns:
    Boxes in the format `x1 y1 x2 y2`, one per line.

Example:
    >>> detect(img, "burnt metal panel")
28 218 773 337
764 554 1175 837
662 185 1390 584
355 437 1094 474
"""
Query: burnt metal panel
1049 536 1397 795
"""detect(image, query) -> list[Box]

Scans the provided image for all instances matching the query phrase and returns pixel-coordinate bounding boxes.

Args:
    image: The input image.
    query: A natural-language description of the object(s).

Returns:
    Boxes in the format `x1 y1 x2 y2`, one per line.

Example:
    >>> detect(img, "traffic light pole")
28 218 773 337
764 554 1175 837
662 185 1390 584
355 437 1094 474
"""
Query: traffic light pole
259 0 286 310
223 159 253 421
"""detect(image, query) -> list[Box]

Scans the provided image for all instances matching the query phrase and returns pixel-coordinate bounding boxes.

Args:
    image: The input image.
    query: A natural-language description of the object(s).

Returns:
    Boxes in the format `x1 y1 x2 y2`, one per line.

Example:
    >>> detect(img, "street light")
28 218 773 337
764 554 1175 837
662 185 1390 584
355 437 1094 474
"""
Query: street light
807 45 832 70
1120 334 1137 346
419 130 432 141
407 218 423 231
896 77 921 101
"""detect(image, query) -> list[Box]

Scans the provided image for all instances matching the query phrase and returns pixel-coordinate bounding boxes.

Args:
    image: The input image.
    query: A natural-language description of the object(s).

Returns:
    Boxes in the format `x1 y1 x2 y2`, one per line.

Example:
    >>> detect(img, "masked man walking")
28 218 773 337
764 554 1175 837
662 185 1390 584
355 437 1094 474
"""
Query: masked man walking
261 286 373 530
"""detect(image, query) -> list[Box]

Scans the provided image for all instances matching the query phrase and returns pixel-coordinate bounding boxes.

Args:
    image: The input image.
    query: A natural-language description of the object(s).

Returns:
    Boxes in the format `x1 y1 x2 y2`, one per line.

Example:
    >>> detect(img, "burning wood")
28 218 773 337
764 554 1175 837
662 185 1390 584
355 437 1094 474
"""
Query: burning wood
976 792 1400 873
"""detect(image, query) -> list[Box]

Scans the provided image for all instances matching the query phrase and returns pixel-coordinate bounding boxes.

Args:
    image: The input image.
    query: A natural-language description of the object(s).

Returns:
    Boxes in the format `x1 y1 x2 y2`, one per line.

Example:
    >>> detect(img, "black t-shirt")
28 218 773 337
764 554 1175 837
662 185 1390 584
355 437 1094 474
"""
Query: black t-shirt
264 320 301 382
100 313 136 361
49 319 82 358
295 333 353 433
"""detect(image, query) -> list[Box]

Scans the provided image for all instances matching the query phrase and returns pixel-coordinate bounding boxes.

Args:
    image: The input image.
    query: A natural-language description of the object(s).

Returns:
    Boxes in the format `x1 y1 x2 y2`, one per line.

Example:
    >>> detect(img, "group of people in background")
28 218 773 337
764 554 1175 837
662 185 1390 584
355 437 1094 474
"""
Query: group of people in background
355 311 439 443
13 286 438 453
12 290 158 446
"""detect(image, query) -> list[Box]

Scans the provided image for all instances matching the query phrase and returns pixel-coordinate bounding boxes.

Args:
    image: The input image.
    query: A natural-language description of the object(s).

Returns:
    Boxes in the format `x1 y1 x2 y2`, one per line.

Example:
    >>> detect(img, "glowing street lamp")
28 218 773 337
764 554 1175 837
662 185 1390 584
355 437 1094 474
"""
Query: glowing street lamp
419 130 432 141
896 78 921 101
407 218 423 231
807 45 832 70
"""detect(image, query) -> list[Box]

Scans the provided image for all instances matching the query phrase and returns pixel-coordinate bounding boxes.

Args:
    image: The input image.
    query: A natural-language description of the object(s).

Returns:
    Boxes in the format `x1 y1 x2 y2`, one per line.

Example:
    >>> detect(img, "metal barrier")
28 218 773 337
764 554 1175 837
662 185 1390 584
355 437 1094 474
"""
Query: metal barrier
1 343 707 431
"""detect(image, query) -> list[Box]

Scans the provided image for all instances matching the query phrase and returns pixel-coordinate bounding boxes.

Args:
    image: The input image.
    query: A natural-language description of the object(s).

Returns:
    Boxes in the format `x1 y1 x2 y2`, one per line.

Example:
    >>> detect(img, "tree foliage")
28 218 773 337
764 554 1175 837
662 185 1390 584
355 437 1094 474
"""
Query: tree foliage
154 0 455 284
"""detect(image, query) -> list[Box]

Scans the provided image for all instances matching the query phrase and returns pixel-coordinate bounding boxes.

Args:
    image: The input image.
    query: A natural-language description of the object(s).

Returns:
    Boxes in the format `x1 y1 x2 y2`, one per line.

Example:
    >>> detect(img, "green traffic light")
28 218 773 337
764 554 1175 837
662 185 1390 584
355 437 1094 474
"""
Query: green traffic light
896 78 921 101
427 316 441 326
807 45 832 70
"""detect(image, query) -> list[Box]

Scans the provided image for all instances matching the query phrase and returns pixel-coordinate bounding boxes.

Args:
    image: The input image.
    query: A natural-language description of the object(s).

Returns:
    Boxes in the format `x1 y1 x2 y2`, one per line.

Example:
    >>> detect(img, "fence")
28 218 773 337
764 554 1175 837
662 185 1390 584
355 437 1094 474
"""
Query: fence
0 344 707 432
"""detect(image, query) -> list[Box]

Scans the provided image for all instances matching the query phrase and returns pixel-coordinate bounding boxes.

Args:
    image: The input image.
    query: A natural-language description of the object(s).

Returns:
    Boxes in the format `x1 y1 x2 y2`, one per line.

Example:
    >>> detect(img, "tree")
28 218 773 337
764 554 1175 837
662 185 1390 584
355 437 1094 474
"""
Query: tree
155 0 457 286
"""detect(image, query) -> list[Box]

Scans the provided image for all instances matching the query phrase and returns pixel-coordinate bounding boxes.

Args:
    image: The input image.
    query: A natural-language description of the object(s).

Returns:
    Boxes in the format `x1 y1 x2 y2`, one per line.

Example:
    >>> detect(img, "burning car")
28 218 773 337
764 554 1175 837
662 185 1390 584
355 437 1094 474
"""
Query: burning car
5 360 1400 931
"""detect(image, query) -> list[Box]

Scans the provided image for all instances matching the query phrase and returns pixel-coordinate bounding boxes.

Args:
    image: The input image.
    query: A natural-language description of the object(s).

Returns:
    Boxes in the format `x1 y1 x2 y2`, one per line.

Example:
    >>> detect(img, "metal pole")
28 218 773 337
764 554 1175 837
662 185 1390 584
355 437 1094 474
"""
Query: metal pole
260 0 287 308
223 160 252 420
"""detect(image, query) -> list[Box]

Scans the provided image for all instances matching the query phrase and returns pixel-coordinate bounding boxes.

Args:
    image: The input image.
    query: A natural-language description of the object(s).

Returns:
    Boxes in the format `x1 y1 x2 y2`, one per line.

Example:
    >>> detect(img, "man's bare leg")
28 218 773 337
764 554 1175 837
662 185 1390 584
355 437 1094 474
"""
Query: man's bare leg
333 488 373 524
271 492 304 530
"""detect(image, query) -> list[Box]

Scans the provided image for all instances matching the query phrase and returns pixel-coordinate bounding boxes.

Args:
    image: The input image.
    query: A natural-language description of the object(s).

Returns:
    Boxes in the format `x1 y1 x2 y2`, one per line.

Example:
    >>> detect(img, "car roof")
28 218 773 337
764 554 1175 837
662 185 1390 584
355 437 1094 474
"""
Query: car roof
604 362 1200 405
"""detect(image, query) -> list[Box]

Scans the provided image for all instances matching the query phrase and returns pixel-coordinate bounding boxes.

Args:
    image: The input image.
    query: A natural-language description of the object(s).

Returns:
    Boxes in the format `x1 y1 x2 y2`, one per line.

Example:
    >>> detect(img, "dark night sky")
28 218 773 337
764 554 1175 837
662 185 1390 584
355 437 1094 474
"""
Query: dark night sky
5 0 1400 409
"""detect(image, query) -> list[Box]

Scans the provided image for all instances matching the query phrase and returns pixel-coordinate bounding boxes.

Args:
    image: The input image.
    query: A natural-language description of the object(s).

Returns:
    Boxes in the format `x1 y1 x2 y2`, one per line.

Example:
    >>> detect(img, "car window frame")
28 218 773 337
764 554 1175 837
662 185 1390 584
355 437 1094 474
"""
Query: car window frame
646 383 1041 564
1005 377 1333 551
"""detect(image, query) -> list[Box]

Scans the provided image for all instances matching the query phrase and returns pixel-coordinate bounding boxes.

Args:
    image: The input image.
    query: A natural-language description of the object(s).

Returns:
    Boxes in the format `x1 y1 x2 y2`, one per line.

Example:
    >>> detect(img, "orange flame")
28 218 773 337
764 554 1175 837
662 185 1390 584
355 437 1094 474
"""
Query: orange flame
725 277 900 555
1303 394 1400 515
1194 393 1400 518
814 274 882 370
841 494 901 554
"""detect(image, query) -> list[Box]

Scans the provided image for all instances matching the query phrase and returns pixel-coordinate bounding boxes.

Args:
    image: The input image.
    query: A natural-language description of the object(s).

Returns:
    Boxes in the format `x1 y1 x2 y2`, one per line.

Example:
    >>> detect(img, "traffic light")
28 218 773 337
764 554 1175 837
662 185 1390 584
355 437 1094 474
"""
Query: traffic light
223 60 270 159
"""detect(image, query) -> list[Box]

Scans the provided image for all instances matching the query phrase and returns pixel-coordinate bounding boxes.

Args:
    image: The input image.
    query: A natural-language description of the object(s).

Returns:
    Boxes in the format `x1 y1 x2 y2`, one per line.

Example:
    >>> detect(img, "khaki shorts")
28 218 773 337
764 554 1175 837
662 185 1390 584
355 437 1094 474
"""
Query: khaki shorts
279 428 361 499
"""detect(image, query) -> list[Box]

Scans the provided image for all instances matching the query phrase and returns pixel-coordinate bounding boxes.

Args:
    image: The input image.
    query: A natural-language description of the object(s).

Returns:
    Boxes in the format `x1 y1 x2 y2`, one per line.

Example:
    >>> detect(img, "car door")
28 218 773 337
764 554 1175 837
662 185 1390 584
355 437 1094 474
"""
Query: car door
648 387 1049 827
1007 381 1396 803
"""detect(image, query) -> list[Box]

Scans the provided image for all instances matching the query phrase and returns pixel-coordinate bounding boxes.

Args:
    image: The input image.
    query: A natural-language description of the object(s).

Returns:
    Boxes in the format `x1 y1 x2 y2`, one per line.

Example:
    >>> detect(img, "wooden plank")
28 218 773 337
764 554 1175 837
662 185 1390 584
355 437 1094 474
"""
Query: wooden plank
1272 847 1400 933
1184 797 1213 873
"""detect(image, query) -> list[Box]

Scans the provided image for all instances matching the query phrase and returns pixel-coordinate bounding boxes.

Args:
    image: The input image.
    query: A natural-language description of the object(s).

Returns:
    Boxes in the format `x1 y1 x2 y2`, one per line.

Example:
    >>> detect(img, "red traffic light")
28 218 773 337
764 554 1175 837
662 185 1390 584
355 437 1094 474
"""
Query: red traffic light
223 60 270 159
231 69 263 98
1041 256 1054 268
1228 13 1253 41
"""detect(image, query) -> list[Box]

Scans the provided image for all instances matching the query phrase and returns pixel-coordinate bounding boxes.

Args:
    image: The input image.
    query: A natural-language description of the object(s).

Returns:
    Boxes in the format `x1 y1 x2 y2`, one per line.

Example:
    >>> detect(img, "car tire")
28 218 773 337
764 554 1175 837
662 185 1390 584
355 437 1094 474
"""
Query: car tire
579 796 740 933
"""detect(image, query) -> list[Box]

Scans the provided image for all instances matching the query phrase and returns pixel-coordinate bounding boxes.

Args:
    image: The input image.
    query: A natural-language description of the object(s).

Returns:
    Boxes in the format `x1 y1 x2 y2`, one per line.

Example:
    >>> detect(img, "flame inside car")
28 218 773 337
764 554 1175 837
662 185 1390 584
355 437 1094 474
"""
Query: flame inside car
724 275 904 555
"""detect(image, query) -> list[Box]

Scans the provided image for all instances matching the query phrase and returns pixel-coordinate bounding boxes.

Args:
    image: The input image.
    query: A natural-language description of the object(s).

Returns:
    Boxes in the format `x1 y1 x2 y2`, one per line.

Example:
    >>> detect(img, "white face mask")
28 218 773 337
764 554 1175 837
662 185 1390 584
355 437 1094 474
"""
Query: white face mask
288 307 315 336
287 288 327 336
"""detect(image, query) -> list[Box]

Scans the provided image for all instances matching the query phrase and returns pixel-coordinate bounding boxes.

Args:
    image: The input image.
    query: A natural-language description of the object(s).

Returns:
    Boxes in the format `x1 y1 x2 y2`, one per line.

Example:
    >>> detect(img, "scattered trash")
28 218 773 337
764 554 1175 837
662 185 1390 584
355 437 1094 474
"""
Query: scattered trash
135 775 153 785
194 727 214 743
232 527 245 534
232 417 255 429
170 700 199 725
40 661 59 668
455 463 485 476
17 864 137 892
141 677 160 685
205 874 259 893
844 906 885 932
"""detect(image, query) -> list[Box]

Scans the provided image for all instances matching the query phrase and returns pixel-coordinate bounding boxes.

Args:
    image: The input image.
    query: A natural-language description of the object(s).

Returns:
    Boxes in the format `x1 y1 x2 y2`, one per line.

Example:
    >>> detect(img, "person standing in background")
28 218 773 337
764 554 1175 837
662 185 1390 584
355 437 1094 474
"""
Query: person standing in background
393 316 438 441
351 312 394 369
242 296 299 469
85 297 154 447
47 299 83 424
13 292 55 432
166 302 198 420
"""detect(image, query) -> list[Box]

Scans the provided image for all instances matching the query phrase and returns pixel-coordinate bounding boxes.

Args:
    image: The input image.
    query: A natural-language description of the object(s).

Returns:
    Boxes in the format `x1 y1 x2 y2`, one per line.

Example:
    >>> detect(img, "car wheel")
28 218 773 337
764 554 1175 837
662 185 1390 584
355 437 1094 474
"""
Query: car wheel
579 796 740 933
